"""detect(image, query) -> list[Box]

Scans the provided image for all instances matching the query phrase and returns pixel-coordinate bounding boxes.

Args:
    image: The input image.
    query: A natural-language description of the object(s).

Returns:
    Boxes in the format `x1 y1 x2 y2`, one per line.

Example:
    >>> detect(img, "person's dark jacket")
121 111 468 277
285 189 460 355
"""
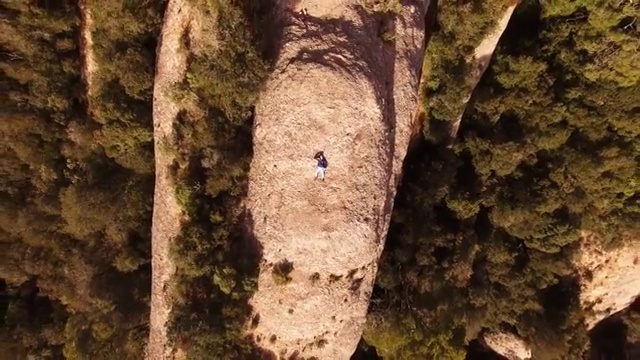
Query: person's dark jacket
317 156 328 168
314 151 328 168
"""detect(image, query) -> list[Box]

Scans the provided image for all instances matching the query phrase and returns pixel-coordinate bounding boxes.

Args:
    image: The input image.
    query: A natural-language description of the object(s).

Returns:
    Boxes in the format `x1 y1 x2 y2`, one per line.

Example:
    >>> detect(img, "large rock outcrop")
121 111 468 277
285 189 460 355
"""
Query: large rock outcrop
244 0 427 358
483 331 532 360
578 232 640 330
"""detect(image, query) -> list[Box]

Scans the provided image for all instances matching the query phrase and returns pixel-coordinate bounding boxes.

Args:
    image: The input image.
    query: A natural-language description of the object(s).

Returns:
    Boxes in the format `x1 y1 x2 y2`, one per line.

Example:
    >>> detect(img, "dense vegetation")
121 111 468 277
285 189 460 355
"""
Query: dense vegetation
365 0 639 358
423 0 509 141
1 0 275 358
165 0 274 358
1 0 163 358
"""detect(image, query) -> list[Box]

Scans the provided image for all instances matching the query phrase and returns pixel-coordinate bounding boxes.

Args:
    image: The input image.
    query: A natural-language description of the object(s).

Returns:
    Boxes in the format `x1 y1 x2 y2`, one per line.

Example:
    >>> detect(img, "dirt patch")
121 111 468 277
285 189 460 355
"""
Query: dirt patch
147 1 192 359
244 1 426 358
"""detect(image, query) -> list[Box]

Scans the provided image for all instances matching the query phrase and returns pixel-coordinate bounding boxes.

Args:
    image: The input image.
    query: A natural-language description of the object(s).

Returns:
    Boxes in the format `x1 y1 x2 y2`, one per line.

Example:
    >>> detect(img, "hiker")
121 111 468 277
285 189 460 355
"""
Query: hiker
313 151 328 181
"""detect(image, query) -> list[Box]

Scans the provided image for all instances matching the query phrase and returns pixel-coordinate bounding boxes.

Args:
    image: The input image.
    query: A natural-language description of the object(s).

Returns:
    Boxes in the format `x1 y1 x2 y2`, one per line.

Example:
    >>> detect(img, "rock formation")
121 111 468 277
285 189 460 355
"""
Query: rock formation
578 232 640 330
244 0 427 358
483 331 532 360
78 0 96 114
147 0 192 359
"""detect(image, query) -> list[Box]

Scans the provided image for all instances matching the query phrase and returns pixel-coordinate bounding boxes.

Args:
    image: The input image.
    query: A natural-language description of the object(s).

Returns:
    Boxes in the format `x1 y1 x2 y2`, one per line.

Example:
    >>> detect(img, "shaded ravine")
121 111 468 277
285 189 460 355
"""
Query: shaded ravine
244 1 427 358
147 0 191 359
451 6 528 359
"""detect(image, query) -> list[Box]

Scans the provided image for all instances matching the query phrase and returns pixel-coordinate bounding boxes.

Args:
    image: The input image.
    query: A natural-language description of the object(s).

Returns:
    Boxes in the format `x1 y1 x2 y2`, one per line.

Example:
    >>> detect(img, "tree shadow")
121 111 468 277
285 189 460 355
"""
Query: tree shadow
91 264 151 320
588 313 627 360
236 208 278 359
465 339 505 360
240 0 283 66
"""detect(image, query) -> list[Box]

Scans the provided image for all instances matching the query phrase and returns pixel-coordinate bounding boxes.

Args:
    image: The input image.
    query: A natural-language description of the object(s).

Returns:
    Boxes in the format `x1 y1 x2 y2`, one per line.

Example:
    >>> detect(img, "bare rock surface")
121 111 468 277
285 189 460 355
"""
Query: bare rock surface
244 0 427 358
483 331 532 360
578 231 640 330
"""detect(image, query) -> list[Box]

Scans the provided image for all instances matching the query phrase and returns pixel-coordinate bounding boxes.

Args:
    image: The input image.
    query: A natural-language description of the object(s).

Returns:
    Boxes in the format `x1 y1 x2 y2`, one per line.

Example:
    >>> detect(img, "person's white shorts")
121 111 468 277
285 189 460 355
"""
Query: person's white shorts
315 167 327 179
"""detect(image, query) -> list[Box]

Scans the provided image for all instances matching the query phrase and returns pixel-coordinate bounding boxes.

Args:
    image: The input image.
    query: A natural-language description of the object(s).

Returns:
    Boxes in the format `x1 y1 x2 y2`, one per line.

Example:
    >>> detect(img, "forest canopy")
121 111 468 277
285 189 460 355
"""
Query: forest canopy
1 0 273 358
1 0 162 358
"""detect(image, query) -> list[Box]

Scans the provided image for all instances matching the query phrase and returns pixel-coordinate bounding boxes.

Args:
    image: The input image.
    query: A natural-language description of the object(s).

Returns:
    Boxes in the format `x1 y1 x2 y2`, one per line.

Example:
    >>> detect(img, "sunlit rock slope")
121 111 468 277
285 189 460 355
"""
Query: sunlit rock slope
244 0 427 358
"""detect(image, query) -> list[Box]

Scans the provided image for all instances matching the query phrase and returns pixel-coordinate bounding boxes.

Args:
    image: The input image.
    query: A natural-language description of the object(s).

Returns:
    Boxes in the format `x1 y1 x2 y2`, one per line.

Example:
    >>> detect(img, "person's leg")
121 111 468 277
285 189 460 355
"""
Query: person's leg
320 167 326 181
314 167 322 179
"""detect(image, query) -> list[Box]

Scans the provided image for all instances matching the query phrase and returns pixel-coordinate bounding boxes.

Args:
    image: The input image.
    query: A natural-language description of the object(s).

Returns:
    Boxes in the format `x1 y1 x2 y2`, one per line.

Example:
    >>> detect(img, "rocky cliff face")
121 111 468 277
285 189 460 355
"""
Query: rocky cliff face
578 232 640 331
244 1 426 358
483 331 532 360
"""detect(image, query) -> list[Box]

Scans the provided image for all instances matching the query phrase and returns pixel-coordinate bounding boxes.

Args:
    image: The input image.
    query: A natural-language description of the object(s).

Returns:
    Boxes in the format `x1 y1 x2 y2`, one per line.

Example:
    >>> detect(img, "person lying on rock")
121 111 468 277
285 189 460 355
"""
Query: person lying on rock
314 151 328 181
